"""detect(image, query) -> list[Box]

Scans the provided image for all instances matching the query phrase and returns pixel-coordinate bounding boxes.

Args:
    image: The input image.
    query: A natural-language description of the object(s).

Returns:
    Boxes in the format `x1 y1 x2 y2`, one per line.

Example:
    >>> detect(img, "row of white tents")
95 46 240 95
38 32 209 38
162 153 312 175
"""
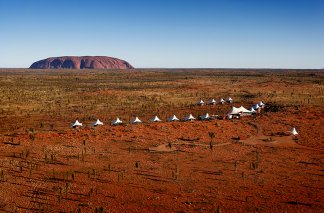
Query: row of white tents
71 100 299 136
197 97 233 105
72 113 211 128
72 101 266 128
72 118 299 136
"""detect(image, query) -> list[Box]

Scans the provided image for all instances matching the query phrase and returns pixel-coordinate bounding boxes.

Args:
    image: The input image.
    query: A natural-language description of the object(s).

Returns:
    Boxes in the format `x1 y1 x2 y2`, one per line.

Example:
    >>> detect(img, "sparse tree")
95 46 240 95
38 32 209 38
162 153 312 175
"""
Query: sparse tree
209 132 215 150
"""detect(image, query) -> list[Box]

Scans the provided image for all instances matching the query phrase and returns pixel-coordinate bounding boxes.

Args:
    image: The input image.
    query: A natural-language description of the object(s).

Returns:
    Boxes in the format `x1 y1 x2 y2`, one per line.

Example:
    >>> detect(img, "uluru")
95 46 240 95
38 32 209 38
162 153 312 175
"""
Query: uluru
29 56 134 69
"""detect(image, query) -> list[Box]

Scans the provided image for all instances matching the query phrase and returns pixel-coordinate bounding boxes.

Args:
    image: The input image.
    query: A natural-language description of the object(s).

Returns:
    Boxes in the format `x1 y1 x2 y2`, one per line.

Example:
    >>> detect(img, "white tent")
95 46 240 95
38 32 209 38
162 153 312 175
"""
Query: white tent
111 117 123 125
93 119 103 126
200 113 210 120
150 115 162 122
259 101 265 108
184 114 196 121
225 97 233 103
227 107 241 115
131 117 142 124
227 106 252 116
72 120 82 128
252 103 260 110
290 127 298 136
208 98 216 105
168 115 179 122
249 107 256 113
238 106 252 115
197 99 204 106
218 98 225 104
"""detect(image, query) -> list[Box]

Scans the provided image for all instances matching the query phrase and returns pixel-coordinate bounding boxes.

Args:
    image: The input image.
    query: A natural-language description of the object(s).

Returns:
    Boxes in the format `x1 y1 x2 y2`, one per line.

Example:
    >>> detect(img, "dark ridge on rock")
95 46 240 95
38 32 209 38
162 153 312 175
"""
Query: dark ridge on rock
29 56 134 69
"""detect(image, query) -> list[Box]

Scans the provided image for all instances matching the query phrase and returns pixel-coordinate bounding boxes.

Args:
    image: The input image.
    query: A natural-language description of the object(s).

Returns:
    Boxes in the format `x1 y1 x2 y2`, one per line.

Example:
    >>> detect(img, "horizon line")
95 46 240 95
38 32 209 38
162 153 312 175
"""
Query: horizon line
0 67 323 70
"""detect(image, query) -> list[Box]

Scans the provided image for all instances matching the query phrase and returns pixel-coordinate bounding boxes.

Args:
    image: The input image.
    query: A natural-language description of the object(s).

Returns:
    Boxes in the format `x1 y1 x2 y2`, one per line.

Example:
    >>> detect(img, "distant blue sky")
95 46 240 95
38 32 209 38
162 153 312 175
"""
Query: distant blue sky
0 0 323 68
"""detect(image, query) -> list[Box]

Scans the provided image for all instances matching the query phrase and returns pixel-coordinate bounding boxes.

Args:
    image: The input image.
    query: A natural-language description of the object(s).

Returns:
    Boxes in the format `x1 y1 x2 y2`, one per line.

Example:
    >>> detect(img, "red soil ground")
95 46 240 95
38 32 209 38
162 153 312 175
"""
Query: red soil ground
0 105 323 212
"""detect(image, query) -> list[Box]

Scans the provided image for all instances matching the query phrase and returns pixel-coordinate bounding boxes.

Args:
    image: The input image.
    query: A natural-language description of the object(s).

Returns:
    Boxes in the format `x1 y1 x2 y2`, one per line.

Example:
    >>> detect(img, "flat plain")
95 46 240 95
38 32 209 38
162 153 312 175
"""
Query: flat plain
0 68 323 212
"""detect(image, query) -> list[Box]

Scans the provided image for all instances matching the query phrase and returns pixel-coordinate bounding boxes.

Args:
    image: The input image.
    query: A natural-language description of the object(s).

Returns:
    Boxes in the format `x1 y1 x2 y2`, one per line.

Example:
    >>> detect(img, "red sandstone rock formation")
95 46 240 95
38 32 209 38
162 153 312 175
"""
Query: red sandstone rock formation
29 56 134 69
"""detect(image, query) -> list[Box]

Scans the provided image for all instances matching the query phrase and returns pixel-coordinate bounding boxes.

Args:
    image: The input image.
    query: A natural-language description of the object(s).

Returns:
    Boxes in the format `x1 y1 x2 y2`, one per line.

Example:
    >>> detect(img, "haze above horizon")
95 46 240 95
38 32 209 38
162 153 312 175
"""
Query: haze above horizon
0 0 323 69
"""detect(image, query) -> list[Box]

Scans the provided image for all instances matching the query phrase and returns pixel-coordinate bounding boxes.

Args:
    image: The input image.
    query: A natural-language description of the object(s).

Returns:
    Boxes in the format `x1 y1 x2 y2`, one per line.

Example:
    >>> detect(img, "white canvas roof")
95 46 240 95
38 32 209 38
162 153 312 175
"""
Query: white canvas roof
228 106 252 115
238 106 252 113
111 117 123 125
259 101 265 107
290 127 298 135
131 117 142 124
200 113 210 120
209 99 216 104
239 106 252 116
184 114 196 121
249 107 256 113
227 107 241 115
225 97 233 102
168 115 179 122
252 104 260 110
93 119 103 126
72 120 82 127
219 98 225 103
197 99 204 105
150 116 162 122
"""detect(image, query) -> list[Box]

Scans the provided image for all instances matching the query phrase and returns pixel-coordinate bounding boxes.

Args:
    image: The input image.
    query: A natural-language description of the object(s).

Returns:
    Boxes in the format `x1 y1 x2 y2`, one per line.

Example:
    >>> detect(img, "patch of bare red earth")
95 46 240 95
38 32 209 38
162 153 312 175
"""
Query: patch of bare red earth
0 106 323 212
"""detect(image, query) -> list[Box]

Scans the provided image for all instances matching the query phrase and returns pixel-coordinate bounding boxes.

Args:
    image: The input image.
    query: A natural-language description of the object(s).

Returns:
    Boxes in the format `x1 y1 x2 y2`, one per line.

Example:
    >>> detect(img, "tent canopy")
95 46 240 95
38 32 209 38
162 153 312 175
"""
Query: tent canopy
225 97 233 102
290 127 298 135
184 114 196 121
209 99 216 104
131 117 142 124
168 115 179 122
197 99 204 105
72 120 82 127
228 106 252 115
200 113 210 120
150 115 162 122
227 107 241 115
238 106 251 113
252 104 260 110
249 107 256 113
111 117 123 125
93 119 103 126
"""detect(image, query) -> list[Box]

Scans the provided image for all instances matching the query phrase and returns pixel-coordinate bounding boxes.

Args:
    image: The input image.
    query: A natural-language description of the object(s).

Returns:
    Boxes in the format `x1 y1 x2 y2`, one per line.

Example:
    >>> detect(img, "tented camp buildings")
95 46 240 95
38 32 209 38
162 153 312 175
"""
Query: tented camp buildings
237 106 253 116
225 97 233 103
131 117 142 124
227 107 242 116
200 113 210 120
93 119 103 126
249 107 257 114
168 115 179 122
150 116 162 122
227 106 253 117
252 104 260 110
218 98 225 104
290 127 298 136
259 101 265 108
72 120 82 128
184 114 196 121
111 117 123 125
196 99 205 106
208 98 216 105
